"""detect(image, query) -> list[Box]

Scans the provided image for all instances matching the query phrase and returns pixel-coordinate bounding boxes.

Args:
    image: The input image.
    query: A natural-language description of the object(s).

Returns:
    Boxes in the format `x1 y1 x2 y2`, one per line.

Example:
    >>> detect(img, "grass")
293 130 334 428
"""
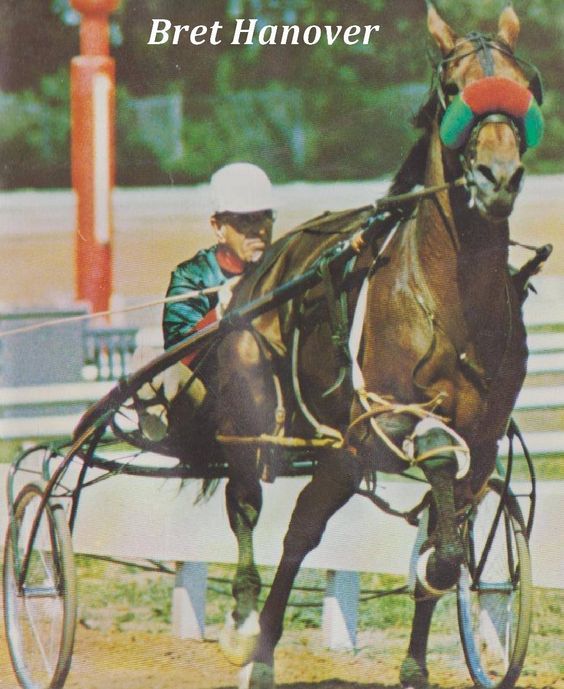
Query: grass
76 556 174 633
74 556 564 640
0 440 25 464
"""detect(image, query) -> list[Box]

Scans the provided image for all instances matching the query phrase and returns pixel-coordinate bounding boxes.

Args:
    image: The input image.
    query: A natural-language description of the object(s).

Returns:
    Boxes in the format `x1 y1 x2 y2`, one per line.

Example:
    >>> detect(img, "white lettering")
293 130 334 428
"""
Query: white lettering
280 25 300 45
325 25 343 45
209 20 223 45
147 20 381 47
172 24 189 45
363 24 380 43
190 24 208 45
148 18 171 45
232 18 257 45
343 25 361 45
302 24 322 45
259 24 278 45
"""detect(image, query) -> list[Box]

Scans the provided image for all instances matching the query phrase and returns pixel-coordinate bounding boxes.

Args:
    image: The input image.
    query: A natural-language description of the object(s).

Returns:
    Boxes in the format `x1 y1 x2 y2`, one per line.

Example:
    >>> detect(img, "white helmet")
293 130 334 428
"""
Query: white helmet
210 162 274 214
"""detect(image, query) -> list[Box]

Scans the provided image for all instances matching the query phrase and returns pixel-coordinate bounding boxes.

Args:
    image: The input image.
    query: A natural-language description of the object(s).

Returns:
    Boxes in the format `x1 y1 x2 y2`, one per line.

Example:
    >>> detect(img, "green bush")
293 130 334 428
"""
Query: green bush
0 71 71 188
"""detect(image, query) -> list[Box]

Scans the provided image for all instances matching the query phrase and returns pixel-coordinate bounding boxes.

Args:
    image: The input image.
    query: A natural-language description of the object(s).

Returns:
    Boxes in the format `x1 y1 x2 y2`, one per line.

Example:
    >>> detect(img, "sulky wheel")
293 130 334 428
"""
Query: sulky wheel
457 477 532 689
3 482 77 689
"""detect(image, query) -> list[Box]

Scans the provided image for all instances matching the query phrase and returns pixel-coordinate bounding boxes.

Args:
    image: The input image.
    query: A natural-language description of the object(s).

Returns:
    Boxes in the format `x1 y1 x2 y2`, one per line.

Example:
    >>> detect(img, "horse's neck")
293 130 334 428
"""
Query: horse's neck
415 125 510 329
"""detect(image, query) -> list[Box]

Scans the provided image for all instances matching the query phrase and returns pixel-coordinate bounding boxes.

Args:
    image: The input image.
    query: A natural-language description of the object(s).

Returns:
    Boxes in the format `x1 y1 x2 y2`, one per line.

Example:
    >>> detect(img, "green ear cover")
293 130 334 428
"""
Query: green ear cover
439 95 475 149
523 100 545 149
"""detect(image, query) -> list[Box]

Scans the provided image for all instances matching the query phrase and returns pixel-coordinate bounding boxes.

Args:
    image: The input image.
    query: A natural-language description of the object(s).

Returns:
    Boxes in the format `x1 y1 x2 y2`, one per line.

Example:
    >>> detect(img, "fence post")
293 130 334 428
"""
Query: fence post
322 569 360 650
171 561 208 640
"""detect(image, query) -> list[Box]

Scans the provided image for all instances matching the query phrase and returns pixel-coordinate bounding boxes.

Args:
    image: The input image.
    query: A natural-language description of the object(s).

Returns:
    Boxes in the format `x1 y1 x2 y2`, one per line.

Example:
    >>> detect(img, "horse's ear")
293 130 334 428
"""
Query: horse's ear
427 2 457 56
497 4 520 50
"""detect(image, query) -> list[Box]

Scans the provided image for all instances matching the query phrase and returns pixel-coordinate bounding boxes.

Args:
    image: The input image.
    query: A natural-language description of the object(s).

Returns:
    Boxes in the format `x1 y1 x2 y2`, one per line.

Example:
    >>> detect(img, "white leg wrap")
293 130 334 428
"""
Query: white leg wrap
219 610 260 666
238 663 254 689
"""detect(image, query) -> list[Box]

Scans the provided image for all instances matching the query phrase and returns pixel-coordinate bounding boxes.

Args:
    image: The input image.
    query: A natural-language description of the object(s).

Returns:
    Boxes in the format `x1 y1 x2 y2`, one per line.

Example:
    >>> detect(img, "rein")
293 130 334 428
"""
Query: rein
216 178 471 458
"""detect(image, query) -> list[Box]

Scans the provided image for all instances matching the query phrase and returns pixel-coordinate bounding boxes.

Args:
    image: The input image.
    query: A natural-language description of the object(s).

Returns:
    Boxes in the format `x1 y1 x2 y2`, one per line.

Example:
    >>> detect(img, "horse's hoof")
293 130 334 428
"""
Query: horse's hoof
239 662 274 689
399 655 429 689
218 611 260 666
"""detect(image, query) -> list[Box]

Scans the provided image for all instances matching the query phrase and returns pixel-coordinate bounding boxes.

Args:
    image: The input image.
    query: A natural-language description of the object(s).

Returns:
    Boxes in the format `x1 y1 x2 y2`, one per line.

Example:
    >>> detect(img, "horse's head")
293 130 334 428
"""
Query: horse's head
427 3 544 221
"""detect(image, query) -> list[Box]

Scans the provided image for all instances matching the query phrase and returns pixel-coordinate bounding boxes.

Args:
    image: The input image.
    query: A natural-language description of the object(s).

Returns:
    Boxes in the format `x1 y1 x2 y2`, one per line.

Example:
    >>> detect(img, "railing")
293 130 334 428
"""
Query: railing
0 465 561 650
83 326 138 381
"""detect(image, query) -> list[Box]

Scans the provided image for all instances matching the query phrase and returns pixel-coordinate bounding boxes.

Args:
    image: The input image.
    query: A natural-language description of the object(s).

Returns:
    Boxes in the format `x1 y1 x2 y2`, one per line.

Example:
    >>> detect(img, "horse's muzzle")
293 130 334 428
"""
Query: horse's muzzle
469 162 524 221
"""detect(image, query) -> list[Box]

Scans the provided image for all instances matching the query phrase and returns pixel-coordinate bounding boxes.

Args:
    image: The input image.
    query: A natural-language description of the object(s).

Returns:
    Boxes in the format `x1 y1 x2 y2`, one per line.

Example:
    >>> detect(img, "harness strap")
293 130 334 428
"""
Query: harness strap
216 434 343 449
317 257 351 397
290 327 345 443
347 389 448 464
468 31 494 77
355 487 429 522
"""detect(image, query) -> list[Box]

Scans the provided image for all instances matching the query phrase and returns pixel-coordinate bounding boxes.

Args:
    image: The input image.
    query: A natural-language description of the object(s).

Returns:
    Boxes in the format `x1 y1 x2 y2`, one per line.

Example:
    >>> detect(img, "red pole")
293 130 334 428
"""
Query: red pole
70 0 120 317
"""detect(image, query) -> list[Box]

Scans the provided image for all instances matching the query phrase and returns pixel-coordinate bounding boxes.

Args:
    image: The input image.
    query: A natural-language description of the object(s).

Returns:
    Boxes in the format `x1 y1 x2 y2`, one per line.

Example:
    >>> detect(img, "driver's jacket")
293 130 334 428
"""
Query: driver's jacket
163 246 243 351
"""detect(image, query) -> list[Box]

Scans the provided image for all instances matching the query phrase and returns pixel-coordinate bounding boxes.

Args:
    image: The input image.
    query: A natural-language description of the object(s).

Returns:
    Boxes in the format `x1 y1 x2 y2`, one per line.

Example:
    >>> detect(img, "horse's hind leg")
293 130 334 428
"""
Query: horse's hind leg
216 330 275 665
219 454 263 665
241 453 361 689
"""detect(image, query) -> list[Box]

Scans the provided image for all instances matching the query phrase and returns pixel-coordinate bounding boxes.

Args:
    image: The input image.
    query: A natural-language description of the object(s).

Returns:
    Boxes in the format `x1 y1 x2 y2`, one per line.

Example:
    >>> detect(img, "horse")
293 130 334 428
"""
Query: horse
209 4 545 688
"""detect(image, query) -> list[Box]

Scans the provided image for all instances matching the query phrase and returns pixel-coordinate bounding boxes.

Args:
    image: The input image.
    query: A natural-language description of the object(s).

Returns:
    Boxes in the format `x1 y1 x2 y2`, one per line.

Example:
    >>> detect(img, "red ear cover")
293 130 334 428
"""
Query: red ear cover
462 76 532 118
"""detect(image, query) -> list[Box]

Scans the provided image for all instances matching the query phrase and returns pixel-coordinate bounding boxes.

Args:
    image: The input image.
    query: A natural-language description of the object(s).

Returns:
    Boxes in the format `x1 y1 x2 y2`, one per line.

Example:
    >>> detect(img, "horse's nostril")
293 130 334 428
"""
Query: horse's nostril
476 164 497 186
508 166 525 193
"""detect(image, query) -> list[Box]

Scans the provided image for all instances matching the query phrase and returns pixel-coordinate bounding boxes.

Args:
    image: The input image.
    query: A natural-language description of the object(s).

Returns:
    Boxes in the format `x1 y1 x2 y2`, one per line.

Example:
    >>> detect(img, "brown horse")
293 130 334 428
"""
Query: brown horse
212 5 543 688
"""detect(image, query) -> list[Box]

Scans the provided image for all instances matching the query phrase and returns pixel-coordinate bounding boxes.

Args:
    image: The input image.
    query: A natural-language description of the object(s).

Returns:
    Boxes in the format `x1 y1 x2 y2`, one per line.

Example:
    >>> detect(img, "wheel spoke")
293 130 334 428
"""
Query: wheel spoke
23 595 55 675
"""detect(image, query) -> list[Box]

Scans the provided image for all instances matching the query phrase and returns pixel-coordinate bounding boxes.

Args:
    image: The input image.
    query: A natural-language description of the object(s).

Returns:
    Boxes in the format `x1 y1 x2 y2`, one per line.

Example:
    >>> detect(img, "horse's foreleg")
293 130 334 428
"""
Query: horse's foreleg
415 428 465 594
399 429 464 689
242 454 361 689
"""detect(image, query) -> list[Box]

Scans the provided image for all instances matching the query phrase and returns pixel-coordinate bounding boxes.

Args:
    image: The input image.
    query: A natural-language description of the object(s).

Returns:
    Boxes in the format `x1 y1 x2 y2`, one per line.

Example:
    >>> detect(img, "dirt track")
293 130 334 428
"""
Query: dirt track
1 624 563 689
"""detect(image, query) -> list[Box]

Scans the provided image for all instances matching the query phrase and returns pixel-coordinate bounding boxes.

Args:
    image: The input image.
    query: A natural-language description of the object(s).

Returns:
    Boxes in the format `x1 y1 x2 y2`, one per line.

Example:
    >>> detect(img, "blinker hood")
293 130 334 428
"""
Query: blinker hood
439 76 544 151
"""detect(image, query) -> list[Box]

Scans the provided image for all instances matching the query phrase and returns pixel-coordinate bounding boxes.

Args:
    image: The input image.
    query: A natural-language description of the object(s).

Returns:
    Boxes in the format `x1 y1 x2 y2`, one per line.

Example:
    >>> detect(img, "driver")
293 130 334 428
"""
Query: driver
135 163 275 442
163 162 275 349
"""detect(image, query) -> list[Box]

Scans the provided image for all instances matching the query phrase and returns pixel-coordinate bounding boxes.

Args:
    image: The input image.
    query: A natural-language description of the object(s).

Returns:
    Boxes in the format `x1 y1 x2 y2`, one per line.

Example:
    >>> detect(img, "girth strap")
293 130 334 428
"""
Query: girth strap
317 256 351 397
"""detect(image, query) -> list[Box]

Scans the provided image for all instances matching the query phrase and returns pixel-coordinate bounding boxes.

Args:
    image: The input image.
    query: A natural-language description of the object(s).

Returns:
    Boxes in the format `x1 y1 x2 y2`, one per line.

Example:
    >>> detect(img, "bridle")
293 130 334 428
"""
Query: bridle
431 33 544 192
434 32 544 112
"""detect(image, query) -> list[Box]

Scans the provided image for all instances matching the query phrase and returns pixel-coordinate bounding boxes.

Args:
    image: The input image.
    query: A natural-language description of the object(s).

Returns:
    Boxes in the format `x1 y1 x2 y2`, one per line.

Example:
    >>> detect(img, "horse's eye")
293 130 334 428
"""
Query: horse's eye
444 83 460 98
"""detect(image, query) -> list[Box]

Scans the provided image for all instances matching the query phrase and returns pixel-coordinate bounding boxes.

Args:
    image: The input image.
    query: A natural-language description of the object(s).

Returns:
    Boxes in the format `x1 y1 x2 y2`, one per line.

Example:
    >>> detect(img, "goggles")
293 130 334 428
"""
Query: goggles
214 210 275 236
